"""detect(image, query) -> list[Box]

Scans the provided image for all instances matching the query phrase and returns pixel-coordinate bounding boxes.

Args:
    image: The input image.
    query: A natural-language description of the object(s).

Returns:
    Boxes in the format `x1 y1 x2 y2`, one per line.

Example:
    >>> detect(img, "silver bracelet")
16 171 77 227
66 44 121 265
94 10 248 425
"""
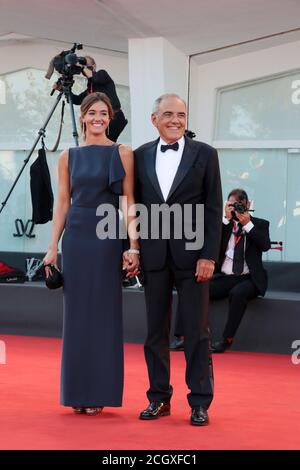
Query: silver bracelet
128 248 140 255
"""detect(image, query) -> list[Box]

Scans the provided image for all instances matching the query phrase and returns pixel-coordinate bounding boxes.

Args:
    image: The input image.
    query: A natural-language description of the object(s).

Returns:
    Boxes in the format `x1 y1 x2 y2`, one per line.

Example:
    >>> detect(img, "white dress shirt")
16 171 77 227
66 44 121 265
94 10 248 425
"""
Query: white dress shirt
155 136 185 201
221 217 254 275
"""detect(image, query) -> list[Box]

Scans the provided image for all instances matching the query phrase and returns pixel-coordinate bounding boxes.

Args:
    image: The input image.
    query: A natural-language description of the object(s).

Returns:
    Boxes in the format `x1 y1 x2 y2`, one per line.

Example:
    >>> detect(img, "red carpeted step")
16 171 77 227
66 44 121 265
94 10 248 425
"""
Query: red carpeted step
0 335 299 450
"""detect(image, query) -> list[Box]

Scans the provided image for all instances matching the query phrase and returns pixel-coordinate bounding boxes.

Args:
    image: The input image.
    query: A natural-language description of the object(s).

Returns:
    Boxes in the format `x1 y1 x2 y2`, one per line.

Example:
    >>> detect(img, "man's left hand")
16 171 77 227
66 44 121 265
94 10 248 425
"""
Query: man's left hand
195 259 215 282
236 211 251 225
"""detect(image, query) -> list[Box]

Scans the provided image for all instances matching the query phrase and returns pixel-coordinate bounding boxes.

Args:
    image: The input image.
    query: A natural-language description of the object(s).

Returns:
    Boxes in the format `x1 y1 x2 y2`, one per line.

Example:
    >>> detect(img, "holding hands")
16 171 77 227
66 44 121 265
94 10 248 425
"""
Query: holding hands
123 250 140 278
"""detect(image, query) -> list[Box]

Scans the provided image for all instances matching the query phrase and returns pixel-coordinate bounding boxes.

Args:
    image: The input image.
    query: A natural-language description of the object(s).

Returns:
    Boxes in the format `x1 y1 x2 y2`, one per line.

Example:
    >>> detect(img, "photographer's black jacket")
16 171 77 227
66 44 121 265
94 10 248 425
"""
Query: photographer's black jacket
71 69 121 110
215 217 271 295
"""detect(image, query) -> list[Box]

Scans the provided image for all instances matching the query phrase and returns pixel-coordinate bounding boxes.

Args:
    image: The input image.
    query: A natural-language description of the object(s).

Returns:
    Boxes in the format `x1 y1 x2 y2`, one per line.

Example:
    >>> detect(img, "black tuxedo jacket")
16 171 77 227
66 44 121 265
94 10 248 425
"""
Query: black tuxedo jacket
134 137 223 271
30 147 54 224
215 217 271 295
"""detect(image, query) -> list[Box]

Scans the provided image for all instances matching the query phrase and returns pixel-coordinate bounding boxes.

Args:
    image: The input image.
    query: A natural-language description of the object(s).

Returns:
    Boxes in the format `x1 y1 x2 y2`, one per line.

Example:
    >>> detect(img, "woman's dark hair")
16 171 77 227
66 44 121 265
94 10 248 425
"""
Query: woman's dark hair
80 92 114 139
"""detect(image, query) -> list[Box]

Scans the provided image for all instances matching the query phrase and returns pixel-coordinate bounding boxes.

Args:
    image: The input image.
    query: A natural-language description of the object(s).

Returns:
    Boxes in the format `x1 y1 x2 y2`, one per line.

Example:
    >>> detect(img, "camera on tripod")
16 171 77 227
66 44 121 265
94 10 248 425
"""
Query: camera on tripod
0 43 84 218
45 43 86 80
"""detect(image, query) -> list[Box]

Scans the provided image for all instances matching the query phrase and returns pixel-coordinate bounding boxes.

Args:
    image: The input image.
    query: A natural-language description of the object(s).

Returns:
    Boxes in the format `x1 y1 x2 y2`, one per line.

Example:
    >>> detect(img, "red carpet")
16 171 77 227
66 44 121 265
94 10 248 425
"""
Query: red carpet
0 335 299 450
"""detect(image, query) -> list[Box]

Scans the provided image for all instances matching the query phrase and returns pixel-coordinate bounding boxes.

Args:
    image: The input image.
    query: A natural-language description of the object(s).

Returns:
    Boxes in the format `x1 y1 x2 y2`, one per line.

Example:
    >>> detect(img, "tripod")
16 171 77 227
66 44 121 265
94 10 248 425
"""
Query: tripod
0 77 79 215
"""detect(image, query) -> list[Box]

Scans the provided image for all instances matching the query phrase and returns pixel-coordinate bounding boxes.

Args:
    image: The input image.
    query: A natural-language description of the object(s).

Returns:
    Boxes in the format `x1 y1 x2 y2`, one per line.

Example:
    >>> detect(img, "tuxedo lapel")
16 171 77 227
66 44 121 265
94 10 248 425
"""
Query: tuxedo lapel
166 137 198 202
144 139 164 202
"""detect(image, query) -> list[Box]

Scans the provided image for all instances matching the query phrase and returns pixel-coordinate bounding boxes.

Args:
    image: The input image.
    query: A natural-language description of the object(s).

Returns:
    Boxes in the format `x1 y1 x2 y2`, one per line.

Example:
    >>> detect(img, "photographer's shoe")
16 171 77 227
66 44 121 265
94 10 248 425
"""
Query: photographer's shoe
170 337 184 351
211 338 233 353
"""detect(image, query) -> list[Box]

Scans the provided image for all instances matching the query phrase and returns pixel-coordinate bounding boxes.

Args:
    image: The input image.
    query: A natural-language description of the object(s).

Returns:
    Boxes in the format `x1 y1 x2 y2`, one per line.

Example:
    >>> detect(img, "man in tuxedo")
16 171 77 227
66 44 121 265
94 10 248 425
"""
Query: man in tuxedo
134 94 222 425
210 189 271 353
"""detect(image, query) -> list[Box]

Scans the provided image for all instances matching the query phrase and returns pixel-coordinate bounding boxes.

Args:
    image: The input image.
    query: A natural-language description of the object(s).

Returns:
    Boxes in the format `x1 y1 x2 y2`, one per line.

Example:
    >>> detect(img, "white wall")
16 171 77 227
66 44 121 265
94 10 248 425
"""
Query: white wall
2 38 300 146
128 37 188 148
189 39 300 144
0 41 129 85
162 39 188 99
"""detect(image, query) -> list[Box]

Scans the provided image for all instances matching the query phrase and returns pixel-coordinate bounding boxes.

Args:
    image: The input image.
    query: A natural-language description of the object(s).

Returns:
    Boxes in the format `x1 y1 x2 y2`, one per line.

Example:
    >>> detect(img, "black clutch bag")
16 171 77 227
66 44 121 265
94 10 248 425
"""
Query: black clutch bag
44 264 63 290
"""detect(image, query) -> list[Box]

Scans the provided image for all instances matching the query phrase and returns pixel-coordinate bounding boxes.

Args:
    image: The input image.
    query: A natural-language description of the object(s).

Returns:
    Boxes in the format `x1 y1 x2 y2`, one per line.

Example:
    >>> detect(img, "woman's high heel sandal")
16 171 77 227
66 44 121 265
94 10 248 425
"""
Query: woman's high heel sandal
72 407 85 414
84 407 103 416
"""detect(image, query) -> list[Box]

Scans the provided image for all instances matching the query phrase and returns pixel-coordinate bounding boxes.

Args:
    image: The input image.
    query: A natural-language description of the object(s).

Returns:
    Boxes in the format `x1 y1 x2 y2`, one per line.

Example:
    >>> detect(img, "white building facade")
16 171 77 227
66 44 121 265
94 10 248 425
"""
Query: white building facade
0 35 299 261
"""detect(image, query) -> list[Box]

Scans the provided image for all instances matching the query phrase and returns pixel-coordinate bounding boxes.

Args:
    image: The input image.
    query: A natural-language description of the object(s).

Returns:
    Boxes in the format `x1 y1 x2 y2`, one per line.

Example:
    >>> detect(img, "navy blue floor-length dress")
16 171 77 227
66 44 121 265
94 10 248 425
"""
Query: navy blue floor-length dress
60 144 125 407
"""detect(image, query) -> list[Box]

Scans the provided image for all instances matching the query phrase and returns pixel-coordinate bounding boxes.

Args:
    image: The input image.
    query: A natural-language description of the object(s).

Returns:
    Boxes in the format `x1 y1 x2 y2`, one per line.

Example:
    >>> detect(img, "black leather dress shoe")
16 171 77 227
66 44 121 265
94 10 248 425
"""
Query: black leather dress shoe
190 407 209 426
139 401 171 420
211 339 232 353
170 337 184 351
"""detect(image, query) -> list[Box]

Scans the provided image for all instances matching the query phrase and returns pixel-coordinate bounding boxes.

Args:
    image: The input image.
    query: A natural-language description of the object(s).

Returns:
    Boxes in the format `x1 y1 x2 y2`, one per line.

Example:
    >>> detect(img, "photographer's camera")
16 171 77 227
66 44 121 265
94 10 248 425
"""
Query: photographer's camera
45 43 86 81
229 202 247 214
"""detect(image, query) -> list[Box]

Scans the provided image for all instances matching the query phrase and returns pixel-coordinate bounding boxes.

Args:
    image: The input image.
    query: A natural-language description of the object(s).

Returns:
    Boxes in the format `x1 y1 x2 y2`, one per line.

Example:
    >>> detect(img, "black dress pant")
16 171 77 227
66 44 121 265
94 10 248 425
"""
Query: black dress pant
143 250 214 409
174 274 260 340
209 274 259 339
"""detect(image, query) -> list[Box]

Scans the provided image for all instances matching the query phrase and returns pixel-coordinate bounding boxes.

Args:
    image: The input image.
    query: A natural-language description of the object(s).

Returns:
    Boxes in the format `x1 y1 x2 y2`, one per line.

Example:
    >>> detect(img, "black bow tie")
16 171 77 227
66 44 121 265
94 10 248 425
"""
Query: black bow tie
160 142 179 152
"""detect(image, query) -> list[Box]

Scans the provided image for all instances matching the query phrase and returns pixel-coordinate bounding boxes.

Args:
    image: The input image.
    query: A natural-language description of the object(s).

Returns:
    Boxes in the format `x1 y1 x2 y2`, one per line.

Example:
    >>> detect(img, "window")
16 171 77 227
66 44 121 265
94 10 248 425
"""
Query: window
215 70 300 141
214 71 300 261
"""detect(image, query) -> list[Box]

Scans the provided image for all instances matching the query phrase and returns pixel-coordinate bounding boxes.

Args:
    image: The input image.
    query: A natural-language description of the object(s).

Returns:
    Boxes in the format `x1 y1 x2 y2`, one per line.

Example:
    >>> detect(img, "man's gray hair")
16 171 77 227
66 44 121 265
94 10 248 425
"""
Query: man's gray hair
152 93 187 114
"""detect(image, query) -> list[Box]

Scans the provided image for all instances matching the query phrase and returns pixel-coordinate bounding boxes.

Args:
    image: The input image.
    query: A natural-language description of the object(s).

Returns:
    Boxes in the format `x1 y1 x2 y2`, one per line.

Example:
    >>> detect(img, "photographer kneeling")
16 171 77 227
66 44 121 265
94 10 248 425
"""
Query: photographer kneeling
210 188 271 353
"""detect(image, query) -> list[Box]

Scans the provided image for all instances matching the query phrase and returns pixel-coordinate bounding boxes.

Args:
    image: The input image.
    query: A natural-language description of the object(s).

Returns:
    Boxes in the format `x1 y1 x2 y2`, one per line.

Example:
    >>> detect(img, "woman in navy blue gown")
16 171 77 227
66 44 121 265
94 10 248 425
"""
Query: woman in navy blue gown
44 92 139 415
